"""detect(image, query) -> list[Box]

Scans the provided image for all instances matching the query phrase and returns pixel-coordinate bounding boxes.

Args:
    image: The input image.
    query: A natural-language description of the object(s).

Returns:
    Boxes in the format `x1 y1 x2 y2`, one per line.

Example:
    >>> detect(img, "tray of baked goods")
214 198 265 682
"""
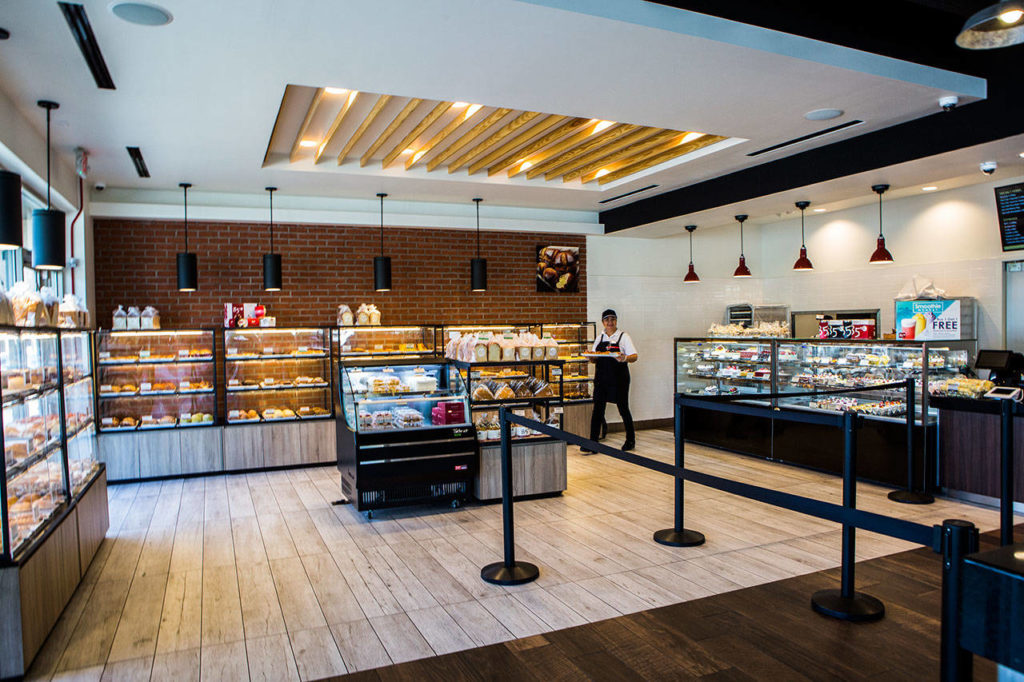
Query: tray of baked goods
226 375 329 392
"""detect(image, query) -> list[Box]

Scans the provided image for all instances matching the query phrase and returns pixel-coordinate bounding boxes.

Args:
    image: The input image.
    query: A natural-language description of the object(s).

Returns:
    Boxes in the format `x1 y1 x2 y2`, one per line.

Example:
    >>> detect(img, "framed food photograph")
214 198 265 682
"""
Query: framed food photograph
536 245 580 293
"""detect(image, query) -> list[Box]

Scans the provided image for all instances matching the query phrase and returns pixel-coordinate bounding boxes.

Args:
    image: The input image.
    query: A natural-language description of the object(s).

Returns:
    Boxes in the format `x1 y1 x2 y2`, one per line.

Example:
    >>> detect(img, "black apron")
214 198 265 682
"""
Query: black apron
593 331 630 403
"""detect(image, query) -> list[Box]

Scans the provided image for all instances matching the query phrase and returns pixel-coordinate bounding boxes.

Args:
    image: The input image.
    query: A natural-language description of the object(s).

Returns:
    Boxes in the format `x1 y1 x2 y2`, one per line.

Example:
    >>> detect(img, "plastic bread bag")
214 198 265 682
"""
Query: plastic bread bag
126 306 141 330
0 287 14 326
337 304 353 326
112 304 128 330
355 303 369 326
58 294 83 328
140 306 161 329
39 286 60 326
9 282 46 327
367 304 381 326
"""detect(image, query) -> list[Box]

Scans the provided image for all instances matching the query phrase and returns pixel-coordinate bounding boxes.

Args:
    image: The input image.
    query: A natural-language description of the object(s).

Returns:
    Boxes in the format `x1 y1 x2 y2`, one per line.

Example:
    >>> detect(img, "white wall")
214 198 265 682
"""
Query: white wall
588 174 1024 425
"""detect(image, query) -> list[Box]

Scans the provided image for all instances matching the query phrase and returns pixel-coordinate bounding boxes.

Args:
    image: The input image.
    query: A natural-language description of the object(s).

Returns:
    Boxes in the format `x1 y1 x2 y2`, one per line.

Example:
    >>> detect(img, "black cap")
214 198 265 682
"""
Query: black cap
601 309 617 320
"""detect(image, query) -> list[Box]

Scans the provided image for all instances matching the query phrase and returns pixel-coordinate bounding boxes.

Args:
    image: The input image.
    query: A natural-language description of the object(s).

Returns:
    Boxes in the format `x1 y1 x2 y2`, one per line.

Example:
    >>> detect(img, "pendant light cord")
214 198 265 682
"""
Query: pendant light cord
183 185 188 252
378 193 386 257
878 191 883 238
45 107 52 209
739 219 745 256
800 207 806 247
688 231 694 264
474 198 482 258
268 188 275 254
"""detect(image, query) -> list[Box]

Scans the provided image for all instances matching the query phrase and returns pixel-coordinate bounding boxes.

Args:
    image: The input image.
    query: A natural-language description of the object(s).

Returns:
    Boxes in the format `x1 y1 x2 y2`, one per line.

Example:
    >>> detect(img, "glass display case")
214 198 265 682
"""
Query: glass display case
96 330 216 431
452 359 564 443
675 338 774 402
1 328 67 559
224 327 333 423
61 330 98 493
336 358 477 513
538 323 595 403
335 325 436 359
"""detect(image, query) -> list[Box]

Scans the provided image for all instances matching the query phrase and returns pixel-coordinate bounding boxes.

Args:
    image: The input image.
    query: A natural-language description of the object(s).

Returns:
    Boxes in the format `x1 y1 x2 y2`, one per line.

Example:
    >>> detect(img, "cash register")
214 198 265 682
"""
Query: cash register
975 349 1024 400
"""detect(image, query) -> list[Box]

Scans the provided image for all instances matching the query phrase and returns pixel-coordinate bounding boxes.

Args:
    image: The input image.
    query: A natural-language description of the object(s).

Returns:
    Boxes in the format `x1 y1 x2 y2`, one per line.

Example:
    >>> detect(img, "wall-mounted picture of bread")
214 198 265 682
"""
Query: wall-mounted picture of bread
536 245 580 293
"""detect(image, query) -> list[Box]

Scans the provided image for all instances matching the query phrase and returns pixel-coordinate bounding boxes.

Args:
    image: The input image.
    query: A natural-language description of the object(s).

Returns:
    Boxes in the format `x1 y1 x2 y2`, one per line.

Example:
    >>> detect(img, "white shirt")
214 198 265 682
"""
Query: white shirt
593 330 637 357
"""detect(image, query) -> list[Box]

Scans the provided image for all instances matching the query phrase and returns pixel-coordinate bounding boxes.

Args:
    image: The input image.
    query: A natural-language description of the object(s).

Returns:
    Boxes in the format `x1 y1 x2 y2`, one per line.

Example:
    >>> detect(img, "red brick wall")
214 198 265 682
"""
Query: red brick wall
93 219 587 328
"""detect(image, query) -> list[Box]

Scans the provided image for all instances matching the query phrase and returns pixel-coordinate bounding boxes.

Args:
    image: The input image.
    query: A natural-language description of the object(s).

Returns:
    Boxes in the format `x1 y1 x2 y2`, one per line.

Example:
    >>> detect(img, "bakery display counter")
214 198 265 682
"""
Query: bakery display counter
674 337 976 488
96 329 216 431
335 325 436 359
336 358 477 514
537 323 595 438
60 330 98 495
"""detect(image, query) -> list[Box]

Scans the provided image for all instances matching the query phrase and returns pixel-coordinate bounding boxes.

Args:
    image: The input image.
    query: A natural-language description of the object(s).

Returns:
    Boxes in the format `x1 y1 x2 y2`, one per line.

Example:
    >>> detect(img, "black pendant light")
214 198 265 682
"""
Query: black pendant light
32 100 65 270
683 225 699 283
470 197 487 292
793 201 814 271
0 169 23 250
176 182 198 291
732 214 751 278
373 192 392 292
263 186 282 291
869 184 894 265
956 1 1024 49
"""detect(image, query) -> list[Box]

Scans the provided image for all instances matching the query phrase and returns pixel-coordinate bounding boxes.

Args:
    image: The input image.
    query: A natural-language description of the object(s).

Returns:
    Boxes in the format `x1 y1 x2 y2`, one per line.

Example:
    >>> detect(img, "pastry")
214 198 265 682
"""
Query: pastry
495 384 516 400
121 416 138 427
472 384 494 401
158 415 176 425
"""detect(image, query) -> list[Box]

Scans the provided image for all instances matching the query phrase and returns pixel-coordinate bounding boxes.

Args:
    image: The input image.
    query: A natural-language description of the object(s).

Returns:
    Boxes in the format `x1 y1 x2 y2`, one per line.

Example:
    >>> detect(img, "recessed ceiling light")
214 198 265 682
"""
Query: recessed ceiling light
403 148 415 155
922 186 938 191
299 140 317 148
999 9 1023 23
1019 151 1024 158
592 120 614 134
325 87 347 95
452 102 468 108
595 169 610 178
109 2 173 26
679 132 703 144
520 160 533 170
813 208 827 213
804 108 844 121
465 104 482 117
412 151 425 162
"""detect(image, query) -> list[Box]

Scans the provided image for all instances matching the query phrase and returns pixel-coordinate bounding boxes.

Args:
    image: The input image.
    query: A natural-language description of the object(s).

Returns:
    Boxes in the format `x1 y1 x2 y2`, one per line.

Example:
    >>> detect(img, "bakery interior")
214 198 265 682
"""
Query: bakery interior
0 0 1022 679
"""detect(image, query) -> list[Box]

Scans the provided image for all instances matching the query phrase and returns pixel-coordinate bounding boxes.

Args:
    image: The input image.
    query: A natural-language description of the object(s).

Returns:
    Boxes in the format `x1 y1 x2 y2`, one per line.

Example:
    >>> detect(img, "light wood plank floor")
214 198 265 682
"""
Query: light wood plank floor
30 429 1008 681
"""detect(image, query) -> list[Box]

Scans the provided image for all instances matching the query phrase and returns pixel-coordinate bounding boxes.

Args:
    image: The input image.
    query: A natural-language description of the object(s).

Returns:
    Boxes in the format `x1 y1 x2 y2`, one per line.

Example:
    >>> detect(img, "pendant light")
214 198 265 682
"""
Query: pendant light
732 214 751 278
956 1 1024 49
792 201 814 271
176 182 198 291
470 197 487 292
0 170 23 250
373 192 392 292
263 186 282 291
683 225 699 283
869 184 894 265
32 100 65 270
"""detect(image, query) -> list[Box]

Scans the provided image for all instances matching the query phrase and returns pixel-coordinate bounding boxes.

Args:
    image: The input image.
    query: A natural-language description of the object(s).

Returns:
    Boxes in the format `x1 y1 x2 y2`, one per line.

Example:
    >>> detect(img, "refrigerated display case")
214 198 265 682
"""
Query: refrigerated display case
96 330 216 430
335 325 436 359
224 327 333 423
61 330 98 494
336 358 477 513
674 337 975 488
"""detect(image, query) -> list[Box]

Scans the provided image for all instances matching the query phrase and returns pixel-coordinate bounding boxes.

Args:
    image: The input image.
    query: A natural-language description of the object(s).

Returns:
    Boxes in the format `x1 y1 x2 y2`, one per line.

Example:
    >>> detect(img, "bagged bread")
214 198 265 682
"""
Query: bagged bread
472 383 494 401
355 303 369 325
0 288 14 326
9 283 47 327
39 286 60 326
140 306 160 329
368 304 381 326
112 305 128 330
58 294 86 328
126 306 141 330
337 304 354 326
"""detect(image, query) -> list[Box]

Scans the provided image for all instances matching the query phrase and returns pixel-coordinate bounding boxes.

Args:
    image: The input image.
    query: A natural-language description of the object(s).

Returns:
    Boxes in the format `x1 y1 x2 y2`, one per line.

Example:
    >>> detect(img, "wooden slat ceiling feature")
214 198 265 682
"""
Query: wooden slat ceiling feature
315 90 359 163
279 86 730 185
336 94 391 165
288 87 325 163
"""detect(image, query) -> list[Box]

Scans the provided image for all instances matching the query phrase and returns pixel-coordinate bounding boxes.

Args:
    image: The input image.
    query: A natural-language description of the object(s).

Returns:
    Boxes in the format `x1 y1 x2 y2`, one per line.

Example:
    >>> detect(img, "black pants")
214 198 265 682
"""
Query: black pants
590 396 635 444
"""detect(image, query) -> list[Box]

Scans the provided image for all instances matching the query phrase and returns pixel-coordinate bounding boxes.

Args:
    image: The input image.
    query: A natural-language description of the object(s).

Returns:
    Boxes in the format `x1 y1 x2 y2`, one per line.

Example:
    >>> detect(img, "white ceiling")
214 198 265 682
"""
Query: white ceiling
0 0 986 216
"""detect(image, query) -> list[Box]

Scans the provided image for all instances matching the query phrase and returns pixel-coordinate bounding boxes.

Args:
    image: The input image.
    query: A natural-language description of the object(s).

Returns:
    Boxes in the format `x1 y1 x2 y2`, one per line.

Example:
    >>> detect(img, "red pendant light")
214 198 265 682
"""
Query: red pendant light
793 200 814 271
732 214 751 277
683 224 700 283
869 184 894 264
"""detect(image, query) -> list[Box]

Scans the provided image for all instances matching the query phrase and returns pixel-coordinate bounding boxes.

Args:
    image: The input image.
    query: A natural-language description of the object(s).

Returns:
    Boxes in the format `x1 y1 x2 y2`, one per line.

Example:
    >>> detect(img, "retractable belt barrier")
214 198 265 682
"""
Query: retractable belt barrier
480 387 983 680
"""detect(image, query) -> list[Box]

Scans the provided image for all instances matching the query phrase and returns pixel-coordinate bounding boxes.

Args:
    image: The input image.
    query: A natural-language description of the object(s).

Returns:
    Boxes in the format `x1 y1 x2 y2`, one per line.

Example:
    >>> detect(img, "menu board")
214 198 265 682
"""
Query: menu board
995 182 1024 252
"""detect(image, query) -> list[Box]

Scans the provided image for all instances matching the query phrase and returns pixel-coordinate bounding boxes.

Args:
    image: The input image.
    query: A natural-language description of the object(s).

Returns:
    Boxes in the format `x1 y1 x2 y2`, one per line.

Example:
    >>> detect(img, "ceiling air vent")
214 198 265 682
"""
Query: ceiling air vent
746 120 864 157
126 147 150 177
599 184 659 204
58 3 115 90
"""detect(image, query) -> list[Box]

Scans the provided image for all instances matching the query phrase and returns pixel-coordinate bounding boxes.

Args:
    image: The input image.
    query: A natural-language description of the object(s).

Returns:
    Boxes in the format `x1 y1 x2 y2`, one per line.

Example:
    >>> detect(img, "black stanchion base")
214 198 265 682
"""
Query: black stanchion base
811 589 885 622
653 528 706 547
887 489 935 505
481 561 540 586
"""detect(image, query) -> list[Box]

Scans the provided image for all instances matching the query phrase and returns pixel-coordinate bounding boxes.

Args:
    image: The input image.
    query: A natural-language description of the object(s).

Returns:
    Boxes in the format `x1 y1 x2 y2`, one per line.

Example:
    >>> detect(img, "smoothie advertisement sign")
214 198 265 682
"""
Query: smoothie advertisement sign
895 300 961 340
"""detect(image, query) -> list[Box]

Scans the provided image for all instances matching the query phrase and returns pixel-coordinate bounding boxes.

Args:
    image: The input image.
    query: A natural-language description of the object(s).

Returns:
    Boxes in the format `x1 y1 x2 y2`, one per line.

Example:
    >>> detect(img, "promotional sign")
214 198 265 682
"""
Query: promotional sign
895 299 961 340
817 319 876 339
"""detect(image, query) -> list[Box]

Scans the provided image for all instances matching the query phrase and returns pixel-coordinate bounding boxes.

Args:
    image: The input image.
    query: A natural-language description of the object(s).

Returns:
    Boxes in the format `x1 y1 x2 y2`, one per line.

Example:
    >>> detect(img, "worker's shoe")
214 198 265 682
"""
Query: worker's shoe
621 440 635 451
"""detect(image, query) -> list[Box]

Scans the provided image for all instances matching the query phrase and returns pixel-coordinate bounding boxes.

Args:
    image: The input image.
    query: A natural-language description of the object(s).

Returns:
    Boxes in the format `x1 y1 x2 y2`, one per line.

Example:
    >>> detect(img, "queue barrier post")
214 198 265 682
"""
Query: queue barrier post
653 401 706 547
939 519 979 682
480 406 540 586
811 411 886 622
888 378 934 505
999 399 1015 546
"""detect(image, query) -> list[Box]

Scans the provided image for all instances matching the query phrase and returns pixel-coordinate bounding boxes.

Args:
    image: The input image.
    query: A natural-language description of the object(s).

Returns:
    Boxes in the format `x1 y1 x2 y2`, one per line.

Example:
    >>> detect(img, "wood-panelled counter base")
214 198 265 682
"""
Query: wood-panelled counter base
475 440 567 501
0 468 109 679
940 409 1023 505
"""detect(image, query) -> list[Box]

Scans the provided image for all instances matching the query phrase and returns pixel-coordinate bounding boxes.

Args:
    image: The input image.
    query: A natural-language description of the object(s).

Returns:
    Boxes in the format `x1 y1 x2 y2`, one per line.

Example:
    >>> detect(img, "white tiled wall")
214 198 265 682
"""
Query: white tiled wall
588 175 1024 425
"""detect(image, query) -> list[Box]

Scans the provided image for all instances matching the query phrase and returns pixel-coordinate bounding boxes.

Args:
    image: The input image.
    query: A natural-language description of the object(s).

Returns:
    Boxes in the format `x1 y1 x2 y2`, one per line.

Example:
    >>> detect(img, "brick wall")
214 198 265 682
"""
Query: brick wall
93 219 587 328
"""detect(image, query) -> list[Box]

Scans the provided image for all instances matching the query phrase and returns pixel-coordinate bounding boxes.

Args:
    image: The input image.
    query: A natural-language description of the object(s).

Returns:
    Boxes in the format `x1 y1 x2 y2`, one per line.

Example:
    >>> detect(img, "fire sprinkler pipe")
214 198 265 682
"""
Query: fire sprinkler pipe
68 175 82 295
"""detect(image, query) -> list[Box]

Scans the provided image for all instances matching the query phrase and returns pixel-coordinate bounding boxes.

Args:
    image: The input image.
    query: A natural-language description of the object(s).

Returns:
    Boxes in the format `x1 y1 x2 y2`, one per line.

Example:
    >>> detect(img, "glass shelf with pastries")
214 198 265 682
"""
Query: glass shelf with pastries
224 327 333 424
60 330 98 494
436 324 533 355
96 329 217 431
537 322 595 404
775 339 975 424
674 338 774 402
451 359 564 442
339 360 471 434
335 326 436 360
1 327 68 560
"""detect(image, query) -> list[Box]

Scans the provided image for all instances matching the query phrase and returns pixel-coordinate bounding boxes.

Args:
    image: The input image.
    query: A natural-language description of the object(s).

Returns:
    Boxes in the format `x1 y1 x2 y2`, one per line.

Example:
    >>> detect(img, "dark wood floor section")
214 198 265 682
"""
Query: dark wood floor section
323 527 1021 681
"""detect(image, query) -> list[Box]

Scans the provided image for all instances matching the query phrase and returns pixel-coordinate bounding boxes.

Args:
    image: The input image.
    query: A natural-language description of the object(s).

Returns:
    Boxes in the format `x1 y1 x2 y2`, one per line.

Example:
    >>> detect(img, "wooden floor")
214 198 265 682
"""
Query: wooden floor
29 429 1011 681
328 527 1018 681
